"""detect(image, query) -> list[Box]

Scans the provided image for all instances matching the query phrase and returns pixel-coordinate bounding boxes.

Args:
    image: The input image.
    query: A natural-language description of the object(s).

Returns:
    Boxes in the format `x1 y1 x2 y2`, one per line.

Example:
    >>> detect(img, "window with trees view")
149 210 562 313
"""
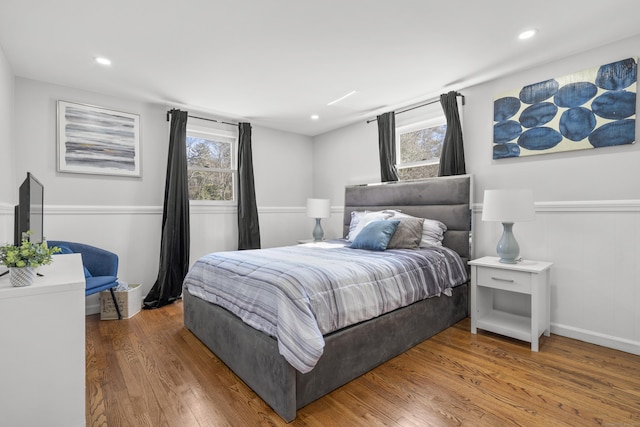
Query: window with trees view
186 126 236 202
397 118 446 180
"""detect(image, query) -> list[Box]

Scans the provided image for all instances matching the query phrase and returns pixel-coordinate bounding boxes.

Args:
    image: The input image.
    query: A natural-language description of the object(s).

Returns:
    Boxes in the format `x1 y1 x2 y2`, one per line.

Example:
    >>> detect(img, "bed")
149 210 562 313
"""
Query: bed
183 174 472 422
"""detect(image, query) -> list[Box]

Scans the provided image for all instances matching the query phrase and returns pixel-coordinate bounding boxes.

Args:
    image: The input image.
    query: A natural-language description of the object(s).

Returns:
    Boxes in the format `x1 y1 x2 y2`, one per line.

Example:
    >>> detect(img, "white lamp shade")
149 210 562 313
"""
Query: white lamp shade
306 198 331 218
482 189 535 222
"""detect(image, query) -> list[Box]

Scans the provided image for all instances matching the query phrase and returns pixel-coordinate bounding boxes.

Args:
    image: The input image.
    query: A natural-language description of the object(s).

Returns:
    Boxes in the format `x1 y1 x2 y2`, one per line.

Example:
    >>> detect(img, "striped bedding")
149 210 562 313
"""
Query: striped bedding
183 240 467 373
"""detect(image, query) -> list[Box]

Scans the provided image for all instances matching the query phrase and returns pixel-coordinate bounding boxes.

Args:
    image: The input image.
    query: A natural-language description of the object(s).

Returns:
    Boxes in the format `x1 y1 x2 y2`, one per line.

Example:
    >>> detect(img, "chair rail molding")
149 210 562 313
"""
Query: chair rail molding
473 199 640 213
0 202 13 215
43 204 344 216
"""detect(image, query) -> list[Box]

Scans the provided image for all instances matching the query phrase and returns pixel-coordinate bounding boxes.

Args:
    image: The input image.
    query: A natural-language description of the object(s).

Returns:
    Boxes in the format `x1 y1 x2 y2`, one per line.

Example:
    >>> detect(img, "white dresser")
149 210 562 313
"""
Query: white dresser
0 253 86 427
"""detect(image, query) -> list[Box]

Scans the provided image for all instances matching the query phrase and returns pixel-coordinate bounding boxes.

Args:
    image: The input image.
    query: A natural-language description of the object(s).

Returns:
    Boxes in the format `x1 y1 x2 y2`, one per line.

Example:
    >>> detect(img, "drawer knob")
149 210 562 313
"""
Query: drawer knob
491 276 514 283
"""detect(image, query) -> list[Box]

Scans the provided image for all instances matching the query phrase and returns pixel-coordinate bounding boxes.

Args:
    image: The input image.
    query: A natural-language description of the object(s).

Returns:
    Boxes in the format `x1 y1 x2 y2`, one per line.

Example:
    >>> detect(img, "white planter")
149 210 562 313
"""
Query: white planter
9 267 37 287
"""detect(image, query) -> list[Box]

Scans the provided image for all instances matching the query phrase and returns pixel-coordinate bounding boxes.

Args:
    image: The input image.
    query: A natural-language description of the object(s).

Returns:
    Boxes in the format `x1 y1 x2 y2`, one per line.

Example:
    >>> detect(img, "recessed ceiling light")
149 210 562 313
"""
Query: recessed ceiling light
327 90 356 106
518 29 537 40
95 57 112 66
310 114 319 120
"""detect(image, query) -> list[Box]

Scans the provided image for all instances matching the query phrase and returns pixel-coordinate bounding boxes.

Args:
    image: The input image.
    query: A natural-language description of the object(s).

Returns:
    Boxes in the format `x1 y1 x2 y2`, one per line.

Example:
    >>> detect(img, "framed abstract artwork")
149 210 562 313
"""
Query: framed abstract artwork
57 101 141 176
493 57 637 159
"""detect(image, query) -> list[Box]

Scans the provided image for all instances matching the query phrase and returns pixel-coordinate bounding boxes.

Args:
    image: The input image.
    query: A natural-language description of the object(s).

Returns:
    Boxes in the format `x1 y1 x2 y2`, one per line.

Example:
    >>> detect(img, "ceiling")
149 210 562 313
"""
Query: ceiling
1 1 639 136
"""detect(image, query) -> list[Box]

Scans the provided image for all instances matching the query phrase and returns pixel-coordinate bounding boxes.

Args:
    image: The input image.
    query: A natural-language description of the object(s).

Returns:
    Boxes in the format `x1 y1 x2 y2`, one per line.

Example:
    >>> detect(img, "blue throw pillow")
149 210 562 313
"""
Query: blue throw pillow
349 220 400 251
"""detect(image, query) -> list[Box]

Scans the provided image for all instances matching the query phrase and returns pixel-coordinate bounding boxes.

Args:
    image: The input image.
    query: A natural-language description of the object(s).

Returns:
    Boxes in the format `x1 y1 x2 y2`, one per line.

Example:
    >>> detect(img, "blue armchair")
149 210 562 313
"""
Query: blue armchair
48 241 122 320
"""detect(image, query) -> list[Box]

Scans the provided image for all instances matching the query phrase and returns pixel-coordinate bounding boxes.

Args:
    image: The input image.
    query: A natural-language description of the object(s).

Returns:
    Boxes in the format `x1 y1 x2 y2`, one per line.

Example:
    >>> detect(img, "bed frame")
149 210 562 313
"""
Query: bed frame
183 174 472 422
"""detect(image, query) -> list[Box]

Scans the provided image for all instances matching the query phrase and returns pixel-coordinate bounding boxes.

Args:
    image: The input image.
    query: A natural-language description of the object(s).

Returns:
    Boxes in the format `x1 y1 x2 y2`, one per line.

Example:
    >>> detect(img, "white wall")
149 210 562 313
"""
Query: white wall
312 96 447 239
313 34 640 355
14 78 168 206
12 78 314 314
465 38 640 201
12 78 168 312
312 121 378 240
252 125 315 249
189 125 315 261
465 34 640 355
0 44 15 244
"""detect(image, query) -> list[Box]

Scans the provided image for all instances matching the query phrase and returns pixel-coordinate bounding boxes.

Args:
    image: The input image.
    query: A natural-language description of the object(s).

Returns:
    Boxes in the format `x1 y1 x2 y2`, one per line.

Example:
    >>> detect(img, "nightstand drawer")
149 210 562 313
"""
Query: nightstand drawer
476 267 531 293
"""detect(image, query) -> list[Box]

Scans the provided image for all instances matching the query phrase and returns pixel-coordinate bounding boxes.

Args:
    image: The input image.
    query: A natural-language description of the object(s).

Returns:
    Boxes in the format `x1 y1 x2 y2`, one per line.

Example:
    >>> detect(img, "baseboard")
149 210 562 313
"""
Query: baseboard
86 303 100 316
551 323 640 356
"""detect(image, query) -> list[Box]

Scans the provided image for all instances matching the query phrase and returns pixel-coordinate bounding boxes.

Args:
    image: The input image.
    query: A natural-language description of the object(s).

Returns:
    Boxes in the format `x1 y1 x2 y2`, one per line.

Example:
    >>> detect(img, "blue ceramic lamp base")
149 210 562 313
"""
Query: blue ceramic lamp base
496 222 520 264
312 218 324 241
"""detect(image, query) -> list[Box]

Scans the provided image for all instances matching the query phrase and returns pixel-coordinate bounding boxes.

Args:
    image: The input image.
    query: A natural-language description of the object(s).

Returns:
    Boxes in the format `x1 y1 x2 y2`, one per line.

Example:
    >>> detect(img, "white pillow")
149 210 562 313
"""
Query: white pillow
347 210 367 239
391 212 447 247
348 211 393 241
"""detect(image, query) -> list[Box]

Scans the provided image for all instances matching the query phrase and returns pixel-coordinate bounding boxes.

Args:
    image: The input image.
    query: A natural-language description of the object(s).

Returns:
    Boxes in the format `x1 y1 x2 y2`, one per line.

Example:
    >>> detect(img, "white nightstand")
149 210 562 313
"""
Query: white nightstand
469 256 553 351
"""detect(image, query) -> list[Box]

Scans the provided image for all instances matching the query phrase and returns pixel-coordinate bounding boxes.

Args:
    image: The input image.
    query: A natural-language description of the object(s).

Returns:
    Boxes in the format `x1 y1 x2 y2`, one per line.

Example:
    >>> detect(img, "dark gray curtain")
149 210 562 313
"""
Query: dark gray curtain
438 91 466 176
377 111 399 182
143 109 190 309
237 122 261 250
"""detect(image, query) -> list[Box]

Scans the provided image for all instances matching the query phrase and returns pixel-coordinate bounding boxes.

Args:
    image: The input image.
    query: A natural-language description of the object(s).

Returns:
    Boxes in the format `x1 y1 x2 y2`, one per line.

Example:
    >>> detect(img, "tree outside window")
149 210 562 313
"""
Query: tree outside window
397 119 446 180
186 126 236 202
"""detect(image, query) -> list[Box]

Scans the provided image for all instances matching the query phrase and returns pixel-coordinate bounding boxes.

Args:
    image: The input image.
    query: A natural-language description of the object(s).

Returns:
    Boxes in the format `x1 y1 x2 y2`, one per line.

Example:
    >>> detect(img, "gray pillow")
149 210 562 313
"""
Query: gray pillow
386 217 425 249
392 211 447 246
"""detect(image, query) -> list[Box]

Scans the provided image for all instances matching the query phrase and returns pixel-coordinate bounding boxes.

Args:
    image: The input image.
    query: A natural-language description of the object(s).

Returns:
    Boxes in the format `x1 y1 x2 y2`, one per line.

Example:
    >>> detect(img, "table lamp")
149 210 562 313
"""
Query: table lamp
306 198 331 241
482 189 535 263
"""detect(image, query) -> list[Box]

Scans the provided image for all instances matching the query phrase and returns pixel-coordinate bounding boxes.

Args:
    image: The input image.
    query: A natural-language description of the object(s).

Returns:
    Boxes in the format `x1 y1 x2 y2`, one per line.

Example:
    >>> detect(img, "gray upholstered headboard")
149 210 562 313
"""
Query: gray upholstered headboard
343 175 472 263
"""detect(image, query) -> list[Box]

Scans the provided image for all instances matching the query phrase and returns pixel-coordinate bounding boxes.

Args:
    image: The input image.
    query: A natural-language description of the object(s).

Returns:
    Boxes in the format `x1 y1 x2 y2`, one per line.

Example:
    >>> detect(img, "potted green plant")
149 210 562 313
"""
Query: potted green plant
0 232 61 287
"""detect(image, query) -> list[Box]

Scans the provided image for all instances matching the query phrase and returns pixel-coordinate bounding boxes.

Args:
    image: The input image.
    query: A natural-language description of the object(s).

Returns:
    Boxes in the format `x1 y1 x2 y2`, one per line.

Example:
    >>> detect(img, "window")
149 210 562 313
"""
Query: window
396 118 446 180
186 125 237 202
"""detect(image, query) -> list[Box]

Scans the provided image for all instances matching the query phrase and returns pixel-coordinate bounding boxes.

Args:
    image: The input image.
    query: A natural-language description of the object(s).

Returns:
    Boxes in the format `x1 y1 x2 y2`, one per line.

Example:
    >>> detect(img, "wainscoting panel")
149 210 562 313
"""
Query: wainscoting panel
474 200 640 356
42 204 313 315
0 202 13 245
45 205 163 315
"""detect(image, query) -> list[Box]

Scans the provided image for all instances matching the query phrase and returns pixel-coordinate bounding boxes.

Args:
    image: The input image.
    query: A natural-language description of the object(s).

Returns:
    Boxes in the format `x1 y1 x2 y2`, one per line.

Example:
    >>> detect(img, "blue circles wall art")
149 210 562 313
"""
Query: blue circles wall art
492 57 636 160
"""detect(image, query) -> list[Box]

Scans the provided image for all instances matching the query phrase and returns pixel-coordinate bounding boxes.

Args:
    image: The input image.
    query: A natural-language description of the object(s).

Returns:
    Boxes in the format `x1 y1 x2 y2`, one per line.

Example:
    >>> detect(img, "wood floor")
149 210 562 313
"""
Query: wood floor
86 301 640 426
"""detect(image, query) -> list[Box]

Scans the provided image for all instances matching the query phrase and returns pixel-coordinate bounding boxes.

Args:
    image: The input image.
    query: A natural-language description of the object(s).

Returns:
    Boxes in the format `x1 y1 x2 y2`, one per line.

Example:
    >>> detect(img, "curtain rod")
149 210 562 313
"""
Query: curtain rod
366 92 465 124
166 110 237 126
